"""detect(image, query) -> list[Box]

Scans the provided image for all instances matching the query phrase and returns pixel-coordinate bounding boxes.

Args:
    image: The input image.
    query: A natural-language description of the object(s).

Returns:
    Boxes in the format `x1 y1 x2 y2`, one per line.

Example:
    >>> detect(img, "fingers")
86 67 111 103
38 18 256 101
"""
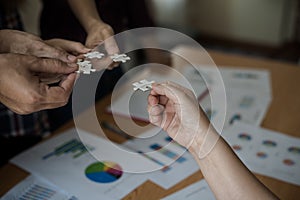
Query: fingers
151 83 183 105
59 73 77 94
23 74 76 113
148 94 159 106
46 39 91 55
33 41 78 63
29 58 78 74
148 104 164 126
101 25 119 54
104 37 120 55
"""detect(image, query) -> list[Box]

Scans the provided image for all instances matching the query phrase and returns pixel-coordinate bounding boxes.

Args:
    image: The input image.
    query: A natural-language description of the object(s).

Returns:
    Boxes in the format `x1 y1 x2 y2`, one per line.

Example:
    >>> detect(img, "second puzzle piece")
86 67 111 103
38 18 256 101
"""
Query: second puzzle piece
133 80 155 92
110 54 131 63
84 51 105 59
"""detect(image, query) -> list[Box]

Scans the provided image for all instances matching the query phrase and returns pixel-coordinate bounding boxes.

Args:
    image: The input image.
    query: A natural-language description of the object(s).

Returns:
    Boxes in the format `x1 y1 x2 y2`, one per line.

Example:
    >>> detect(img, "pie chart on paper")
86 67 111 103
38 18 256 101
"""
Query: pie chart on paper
85 161 123 183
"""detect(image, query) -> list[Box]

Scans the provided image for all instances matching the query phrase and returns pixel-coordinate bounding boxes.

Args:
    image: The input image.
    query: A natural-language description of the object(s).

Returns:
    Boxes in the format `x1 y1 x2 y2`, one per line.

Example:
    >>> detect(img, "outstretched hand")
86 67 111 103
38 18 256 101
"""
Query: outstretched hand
148 82 209 149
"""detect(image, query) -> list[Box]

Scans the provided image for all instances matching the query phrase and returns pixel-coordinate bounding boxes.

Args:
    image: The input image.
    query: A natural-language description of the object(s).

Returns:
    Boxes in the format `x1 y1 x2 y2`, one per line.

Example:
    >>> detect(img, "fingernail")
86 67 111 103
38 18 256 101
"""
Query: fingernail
68 55 77 61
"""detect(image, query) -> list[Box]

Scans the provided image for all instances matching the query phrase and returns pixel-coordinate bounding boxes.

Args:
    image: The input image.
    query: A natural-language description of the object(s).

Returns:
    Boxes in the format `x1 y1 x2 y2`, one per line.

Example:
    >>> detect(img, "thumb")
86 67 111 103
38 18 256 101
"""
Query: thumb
30 58 78 74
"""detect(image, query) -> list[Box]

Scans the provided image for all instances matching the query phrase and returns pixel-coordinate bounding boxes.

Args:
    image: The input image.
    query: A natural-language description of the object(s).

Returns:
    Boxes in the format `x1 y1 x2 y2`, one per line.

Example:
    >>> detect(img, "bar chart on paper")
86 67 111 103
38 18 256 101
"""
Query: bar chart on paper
122 128 199 189
17 184 78 200
150 143 186 163
1 175 78 200
42 139 94 160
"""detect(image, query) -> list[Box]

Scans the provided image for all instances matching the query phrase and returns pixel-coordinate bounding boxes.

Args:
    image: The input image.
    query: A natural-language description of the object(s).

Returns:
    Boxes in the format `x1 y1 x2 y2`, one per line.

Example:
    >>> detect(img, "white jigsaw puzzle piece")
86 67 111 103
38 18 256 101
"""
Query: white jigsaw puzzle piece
110 54 131 63
133 79 155 92
76 59 96 74
84 51 105 59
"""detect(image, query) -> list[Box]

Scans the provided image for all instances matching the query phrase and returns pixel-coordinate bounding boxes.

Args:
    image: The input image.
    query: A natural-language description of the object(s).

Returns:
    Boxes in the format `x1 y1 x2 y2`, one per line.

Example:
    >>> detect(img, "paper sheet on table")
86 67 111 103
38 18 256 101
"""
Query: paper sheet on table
2 174 77 200
123 128 199 189
161 179 215 200
11 128 158 200
223 122 300 186
183 66 272 129
200 88 271 129
183 66 272 98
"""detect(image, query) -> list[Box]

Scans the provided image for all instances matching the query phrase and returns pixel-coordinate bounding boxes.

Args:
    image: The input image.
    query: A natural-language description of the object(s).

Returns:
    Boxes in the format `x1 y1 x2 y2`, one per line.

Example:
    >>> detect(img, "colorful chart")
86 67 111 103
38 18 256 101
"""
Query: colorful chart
283 159 295 166
42 139 94 160
21 184 56 199
150 143 186 163
232 144 242 151
288 146 300 155
256 152 268 159
205 109 216 119
239 96 254 108
262 140 277 147
165 137 186 149
233 72 258 79
85 161 123 183
229 114 241 125
238 133 252 141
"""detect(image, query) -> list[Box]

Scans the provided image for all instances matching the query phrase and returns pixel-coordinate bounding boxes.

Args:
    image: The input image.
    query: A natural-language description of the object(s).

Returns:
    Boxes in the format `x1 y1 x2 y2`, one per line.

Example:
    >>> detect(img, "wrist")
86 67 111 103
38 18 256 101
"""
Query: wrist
188 129 205 155
85 19 104 34
188 124 221 159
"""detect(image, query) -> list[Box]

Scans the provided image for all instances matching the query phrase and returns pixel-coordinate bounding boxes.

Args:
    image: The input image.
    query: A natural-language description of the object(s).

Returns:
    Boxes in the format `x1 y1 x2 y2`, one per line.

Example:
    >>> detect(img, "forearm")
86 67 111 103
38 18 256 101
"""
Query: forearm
67 0 102 33
189 129 278 200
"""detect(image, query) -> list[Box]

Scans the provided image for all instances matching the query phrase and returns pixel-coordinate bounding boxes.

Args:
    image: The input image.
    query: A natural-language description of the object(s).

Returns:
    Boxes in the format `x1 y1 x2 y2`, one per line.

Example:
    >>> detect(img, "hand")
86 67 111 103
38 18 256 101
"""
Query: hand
148 82 209 149
0 54 78 115
0 30 78 63
85 21 119 54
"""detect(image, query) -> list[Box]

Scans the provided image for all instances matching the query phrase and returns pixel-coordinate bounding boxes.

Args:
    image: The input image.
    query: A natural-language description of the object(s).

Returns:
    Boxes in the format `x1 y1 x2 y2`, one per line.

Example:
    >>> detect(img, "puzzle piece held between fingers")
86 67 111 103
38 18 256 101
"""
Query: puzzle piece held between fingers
76 59 96 74
110 54 131 63
133 80 155 92
84 51 105 59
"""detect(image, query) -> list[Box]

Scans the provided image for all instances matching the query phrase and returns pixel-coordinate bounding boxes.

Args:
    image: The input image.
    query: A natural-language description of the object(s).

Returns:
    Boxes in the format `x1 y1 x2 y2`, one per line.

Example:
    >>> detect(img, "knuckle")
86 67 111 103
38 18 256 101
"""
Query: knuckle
74 41 82 46
33 41 46 51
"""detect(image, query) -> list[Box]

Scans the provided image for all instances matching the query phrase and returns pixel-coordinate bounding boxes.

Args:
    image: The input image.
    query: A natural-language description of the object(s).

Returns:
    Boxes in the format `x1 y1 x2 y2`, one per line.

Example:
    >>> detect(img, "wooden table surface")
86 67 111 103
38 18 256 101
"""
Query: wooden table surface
1 46 300 200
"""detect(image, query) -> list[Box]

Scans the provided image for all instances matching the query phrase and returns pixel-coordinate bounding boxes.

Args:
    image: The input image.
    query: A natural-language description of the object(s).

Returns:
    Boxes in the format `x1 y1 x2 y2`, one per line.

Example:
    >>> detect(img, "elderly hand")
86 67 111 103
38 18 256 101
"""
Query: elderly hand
0 30 78 63
0 54 78 115
148 82 209 149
